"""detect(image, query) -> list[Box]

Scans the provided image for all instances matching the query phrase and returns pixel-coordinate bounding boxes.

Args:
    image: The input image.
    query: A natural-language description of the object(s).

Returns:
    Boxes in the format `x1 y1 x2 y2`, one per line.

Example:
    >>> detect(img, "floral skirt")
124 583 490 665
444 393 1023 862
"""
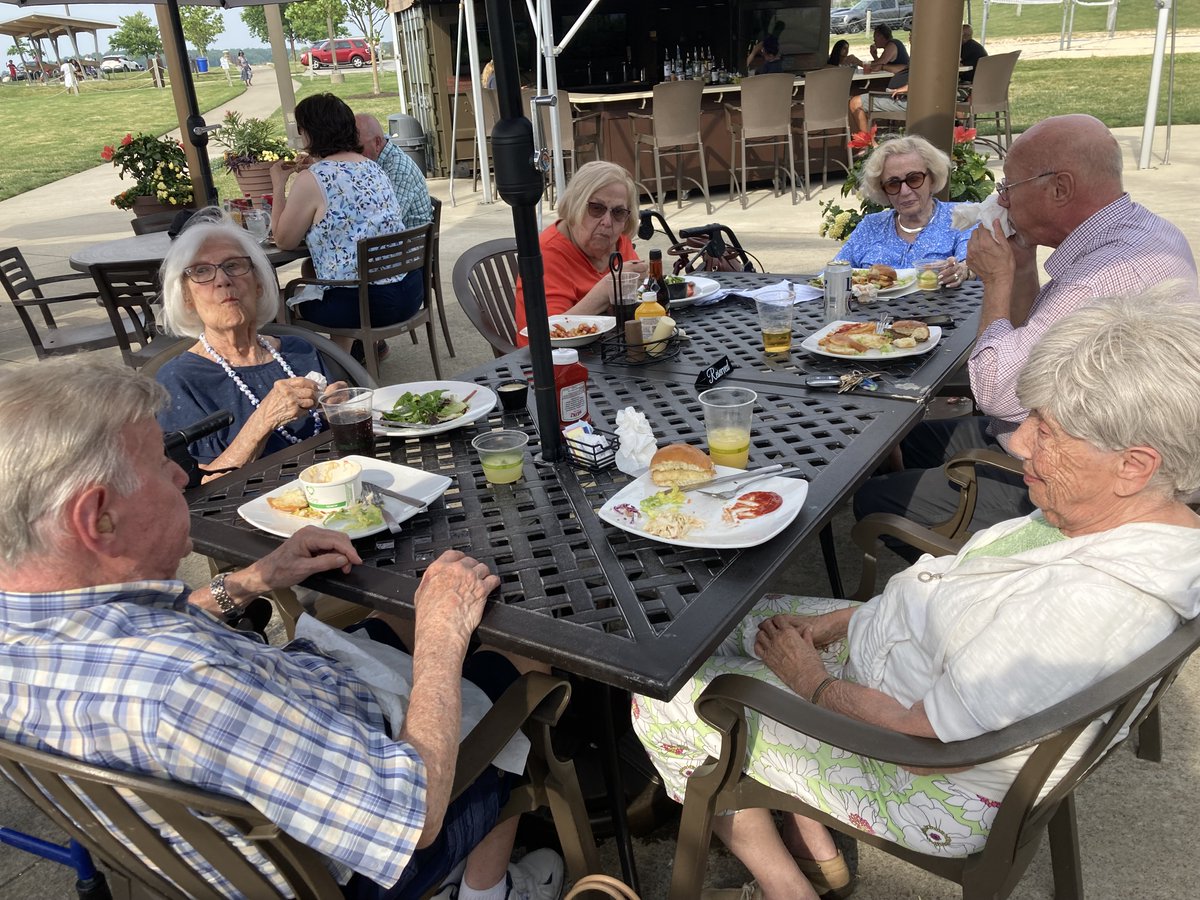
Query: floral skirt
631 594 999 857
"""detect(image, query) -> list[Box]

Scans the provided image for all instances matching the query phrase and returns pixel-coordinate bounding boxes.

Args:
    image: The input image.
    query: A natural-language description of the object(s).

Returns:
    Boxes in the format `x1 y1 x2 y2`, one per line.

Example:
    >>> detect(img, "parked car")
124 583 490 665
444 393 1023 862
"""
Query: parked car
300 38 373 69
100 55 144 72
830 0 913 34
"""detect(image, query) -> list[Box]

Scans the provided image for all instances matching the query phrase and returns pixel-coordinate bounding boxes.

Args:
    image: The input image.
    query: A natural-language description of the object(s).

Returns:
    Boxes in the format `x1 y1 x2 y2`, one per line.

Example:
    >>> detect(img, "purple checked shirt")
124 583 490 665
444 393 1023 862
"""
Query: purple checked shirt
968 194 1197 449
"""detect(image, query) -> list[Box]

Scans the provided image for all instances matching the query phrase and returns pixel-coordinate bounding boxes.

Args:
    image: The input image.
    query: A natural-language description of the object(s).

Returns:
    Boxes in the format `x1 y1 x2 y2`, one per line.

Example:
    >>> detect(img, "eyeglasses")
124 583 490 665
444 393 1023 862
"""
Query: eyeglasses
881 171 929 195
996 171 1058 199
586 201 631 224
183 256 254 284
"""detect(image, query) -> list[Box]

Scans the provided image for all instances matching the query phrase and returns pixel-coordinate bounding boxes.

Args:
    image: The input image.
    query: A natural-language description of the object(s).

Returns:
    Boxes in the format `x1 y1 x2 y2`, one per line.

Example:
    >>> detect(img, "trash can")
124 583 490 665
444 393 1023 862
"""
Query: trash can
196 57 209 73
387 113 428 175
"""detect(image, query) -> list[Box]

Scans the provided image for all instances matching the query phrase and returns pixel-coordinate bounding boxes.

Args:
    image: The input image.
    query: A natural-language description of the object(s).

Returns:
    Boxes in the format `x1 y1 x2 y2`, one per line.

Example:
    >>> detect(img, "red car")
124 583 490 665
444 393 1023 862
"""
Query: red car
301 38 373 69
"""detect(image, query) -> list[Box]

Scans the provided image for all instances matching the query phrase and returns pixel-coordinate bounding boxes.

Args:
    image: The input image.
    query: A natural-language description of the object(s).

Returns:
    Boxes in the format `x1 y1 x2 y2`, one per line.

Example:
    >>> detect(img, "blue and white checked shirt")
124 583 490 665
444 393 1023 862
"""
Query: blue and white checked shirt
375 141 433 228
0 581 427 895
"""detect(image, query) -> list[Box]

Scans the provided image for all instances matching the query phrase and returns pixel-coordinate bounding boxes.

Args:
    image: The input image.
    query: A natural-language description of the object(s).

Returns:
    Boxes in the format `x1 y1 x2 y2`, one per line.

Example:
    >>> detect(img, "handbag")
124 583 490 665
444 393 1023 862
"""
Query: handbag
564 874 642 899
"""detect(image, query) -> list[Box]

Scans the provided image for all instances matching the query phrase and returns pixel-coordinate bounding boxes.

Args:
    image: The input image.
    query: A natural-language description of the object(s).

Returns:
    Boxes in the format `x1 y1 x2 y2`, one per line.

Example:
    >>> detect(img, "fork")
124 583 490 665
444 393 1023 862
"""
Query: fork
876 312 893 334
695 467 798 500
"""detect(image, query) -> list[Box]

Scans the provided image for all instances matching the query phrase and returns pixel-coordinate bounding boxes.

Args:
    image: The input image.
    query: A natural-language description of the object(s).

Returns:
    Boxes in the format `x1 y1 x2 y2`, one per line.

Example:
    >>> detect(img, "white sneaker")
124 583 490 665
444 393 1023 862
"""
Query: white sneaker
505 848 564 900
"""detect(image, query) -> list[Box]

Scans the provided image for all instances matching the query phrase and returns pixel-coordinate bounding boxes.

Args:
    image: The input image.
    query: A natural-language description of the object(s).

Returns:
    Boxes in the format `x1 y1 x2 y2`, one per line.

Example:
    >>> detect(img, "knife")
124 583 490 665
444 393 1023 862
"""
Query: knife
678 463 787 493
361 480 429 510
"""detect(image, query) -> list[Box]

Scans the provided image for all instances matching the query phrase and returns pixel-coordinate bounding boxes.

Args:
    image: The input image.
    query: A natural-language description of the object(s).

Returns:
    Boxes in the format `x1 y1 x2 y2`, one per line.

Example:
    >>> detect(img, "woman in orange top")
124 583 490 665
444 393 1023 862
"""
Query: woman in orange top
515 161 647 346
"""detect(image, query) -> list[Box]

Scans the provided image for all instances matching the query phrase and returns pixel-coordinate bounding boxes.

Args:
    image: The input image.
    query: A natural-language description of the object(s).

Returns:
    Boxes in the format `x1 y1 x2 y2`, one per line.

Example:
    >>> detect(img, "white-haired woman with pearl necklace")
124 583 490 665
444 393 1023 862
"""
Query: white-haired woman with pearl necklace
156 211 346 476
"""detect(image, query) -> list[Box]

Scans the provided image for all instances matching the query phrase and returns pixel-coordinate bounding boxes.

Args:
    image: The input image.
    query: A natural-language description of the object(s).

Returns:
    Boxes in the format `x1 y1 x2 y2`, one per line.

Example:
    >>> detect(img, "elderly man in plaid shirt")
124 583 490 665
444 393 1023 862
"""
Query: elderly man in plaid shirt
0 359 563 900
357 113 434 229
855 114 1197 554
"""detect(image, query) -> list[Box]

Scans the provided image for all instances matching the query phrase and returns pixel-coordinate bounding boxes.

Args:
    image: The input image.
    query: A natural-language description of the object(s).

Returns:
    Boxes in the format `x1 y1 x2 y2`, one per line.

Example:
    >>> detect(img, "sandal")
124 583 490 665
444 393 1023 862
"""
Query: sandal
795 851 854 898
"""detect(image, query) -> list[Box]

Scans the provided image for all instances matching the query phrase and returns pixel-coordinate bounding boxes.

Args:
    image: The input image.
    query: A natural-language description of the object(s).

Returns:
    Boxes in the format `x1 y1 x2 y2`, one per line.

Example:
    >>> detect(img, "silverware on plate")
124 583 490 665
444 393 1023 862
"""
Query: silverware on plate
361 480 429 510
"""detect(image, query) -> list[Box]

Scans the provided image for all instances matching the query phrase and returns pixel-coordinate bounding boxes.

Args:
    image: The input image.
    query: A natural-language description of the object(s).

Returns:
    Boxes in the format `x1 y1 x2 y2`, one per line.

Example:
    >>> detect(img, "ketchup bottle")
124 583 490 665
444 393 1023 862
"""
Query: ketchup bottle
553 348 590 426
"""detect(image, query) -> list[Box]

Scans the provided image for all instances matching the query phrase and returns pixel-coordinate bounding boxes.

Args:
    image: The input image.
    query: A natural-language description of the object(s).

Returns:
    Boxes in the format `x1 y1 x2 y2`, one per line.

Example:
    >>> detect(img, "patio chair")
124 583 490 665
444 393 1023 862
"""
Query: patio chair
282 224 441 381
630 80 713 214
723 72 800 209
129 211 178 235
667 510 1200 900
427 197 456 357
792 66 855 199
956 51 1021 157
0 246 133 361
452 238 520 357
88 259 175 369
473 88 502 194
0 670 601 899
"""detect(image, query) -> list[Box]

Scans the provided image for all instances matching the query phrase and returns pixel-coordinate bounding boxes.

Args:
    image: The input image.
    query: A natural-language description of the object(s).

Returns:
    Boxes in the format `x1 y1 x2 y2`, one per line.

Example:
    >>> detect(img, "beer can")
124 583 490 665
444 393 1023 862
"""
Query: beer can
823 259 852 323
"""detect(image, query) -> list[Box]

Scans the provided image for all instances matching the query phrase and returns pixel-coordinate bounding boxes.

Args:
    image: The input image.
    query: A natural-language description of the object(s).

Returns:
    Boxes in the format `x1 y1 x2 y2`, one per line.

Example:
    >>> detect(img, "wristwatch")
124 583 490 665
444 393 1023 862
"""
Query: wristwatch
209 573 238 618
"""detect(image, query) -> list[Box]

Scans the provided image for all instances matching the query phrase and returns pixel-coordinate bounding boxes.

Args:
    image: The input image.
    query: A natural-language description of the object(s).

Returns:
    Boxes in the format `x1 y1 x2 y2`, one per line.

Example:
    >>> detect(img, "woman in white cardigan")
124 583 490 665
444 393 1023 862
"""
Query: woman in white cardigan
634 292 1200 900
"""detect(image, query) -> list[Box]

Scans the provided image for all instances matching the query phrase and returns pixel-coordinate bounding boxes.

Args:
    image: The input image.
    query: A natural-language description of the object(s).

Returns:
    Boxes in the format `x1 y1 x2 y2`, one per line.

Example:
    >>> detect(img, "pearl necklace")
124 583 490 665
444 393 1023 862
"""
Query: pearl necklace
199 333 322 445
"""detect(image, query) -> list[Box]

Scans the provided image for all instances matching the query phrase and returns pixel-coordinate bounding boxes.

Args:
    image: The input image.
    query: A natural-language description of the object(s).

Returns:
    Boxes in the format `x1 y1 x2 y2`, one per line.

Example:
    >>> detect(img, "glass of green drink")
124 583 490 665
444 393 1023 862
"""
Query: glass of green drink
471 430 529 485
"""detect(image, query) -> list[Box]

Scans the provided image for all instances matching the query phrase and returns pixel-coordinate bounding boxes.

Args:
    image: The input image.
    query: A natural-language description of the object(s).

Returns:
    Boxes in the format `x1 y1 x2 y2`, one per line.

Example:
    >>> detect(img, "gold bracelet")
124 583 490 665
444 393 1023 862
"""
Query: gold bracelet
809 676 837 706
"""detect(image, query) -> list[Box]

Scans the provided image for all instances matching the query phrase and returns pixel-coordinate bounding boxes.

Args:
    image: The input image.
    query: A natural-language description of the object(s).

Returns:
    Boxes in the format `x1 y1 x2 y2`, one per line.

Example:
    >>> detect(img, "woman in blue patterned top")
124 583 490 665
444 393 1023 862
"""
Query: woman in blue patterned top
839 134 975 287
271 93 421 350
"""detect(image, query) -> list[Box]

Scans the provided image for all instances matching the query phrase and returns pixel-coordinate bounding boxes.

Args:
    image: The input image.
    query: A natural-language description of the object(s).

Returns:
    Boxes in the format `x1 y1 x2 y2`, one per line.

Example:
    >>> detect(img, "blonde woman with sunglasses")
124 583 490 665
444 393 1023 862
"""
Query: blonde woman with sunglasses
838 134 975 288
514 161 648 346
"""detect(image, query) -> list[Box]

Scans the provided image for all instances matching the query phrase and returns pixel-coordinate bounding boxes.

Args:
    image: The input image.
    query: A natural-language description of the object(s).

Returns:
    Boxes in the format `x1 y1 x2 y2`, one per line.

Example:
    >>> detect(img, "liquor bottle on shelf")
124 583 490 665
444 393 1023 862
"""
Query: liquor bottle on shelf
684 52 693 80
663 52 672 82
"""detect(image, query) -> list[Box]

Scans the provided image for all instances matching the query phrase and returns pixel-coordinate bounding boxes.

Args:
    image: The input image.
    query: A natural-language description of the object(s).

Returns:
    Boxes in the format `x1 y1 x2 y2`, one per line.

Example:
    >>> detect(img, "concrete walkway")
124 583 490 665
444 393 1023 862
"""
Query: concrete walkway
1 42 1199 900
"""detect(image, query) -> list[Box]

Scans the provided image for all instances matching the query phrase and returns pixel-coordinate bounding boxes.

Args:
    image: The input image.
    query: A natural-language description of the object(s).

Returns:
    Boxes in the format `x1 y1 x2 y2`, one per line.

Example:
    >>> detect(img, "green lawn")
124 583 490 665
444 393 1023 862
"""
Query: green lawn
971 1 1197 39
0 74 244 202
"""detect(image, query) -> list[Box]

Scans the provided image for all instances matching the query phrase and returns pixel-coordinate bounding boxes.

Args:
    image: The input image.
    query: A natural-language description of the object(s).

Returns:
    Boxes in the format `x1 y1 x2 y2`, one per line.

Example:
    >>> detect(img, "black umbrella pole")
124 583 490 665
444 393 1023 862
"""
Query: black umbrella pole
165 0 218 207
483 0 560 461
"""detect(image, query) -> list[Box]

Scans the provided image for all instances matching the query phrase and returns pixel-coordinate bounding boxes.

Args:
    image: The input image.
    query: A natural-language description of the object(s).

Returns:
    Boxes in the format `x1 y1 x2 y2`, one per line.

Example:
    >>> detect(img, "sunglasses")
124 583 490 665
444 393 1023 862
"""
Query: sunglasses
586 201 631 224
183 256 254 284
881 171 929 195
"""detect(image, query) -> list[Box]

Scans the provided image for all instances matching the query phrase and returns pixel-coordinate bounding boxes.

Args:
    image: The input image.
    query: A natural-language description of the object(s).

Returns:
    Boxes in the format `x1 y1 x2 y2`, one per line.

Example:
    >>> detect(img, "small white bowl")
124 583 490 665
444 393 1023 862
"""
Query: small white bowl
298 459 362 513
519 315 617 348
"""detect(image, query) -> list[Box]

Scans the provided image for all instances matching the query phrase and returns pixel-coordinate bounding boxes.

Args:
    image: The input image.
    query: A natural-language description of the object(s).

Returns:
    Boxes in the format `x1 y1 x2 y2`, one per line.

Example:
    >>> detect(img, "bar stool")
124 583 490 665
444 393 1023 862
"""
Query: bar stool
472 88 500 193
792 66 854 199
629 80 712 214
724 72 800 208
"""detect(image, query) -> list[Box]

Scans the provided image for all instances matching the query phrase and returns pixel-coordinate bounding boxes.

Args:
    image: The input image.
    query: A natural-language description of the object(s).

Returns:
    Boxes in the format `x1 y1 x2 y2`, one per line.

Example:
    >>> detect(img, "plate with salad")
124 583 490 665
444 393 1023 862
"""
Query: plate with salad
372 381 497 437
237 457 452 540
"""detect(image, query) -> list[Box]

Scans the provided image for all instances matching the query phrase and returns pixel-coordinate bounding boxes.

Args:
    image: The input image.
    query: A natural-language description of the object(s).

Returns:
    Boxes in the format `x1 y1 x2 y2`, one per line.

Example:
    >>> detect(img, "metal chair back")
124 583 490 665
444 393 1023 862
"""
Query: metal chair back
794 66 855 199
88 259 166 368
451 238 520 357
427 196 456 356
130 211 178 235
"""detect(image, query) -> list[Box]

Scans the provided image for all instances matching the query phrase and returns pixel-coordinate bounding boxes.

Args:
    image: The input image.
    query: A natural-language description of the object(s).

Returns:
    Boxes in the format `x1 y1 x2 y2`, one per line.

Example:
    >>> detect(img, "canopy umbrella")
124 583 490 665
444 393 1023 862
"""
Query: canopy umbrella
1 0 297 208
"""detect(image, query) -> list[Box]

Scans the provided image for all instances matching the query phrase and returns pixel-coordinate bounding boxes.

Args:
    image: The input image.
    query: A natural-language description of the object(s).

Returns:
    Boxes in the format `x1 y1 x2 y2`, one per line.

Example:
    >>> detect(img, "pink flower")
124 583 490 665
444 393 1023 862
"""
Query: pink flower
100 146 114 161
953 125 977 145
848 125 878 150
121 133 133 146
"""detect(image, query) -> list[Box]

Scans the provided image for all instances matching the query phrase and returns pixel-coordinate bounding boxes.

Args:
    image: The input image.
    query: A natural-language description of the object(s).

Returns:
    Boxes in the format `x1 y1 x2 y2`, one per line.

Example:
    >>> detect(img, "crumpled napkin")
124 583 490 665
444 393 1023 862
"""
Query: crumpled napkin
951 192 1014 238
698 279 823 307
614 407 657 477
294 614 530 774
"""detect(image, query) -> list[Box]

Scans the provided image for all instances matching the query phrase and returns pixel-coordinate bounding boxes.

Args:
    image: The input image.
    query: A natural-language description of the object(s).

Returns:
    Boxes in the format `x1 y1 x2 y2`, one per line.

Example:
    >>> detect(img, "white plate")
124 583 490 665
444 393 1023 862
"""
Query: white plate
373 380 496 437
519 315 616 348
874 267 918 296
237 456 452 539
667 275 721 309
801 320 943 361
598 466 808 549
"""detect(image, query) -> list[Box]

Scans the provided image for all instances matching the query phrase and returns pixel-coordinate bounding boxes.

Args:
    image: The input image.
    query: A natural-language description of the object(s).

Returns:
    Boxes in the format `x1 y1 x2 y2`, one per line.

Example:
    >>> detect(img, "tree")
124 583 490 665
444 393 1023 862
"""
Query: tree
107 12 163 62
242 6 302 61
344 0 388 93
285 0 346 45
180 7 224 60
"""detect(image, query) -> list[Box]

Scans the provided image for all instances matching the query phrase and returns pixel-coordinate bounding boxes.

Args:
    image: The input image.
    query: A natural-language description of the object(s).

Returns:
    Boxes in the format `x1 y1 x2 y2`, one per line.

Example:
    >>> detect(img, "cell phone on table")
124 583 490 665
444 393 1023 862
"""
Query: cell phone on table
916 314 954 327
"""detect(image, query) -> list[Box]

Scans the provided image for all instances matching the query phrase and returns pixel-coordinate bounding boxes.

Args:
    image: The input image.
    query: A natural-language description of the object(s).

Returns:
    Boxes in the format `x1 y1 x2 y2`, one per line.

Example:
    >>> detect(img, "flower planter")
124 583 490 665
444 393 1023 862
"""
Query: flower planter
233 162 275 199
131 195 190 218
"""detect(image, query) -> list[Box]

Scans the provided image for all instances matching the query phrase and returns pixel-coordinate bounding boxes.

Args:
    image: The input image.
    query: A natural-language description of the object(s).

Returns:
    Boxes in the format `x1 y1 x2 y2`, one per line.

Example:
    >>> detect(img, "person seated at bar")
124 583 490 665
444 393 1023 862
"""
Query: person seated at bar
848 24 910 132
747 33 784 74
826 40 864 69
271 93 417 362
514 160 647 346
836 134 973 284
155 212 340 473
634 294 1200 900
0 358 565 900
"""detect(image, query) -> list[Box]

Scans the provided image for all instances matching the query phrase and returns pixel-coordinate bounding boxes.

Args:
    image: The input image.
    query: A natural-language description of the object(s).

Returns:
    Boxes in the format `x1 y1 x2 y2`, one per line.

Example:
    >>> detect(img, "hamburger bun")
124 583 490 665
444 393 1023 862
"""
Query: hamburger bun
820 333 866 355
869 263 898 281
650 443 716 487
891 320 931 342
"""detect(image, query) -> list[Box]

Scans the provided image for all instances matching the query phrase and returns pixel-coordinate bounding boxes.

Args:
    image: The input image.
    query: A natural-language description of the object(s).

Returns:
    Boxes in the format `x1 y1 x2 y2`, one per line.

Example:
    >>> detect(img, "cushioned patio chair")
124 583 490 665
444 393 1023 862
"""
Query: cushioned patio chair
0 671 600 899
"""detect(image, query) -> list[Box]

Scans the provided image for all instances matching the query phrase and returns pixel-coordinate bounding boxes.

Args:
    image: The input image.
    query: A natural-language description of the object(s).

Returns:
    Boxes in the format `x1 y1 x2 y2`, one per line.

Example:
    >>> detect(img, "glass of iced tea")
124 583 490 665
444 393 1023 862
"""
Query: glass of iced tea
698 387 757 469
319 387 375 458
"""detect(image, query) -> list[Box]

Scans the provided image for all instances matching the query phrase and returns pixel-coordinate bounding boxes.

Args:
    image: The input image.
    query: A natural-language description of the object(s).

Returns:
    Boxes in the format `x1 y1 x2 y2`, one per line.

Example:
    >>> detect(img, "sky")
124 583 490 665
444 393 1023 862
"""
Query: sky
1 4 262 56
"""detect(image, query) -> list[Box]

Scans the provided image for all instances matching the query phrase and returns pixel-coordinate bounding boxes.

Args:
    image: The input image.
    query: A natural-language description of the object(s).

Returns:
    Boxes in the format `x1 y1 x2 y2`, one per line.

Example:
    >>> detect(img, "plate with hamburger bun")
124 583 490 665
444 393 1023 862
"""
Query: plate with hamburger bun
811 265 918 299
802 319 942 360
598 443 807 549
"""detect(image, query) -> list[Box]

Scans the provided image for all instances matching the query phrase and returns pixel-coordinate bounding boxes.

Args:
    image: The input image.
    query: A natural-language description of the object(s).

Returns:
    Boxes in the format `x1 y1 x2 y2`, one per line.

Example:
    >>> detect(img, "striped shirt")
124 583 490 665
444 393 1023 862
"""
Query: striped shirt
968 194 1197 450
0 581 426 896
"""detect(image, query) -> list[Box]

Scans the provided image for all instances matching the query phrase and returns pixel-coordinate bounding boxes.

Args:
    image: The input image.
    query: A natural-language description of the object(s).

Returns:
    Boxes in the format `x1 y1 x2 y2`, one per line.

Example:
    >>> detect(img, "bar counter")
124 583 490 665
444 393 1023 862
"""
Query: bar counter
567 70 893 195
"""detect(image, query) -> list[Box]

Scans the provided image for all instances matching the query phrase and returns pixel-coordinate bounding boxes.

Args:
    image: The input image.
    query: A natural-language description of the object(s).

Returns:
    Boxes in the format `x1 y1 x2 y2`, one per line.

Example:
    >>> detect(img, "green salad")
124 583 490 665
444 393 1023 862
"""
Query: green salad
322 502 384 532
381 389 469 426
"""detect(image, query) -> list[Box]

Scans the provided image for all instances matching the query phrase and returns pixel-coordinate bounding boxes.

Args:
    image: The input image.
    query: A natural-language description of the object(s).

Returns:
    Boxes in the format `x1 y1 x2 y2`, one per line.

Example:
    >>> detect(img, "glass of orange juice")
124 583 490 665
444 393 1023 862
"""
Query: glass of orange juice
698 387 757 469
